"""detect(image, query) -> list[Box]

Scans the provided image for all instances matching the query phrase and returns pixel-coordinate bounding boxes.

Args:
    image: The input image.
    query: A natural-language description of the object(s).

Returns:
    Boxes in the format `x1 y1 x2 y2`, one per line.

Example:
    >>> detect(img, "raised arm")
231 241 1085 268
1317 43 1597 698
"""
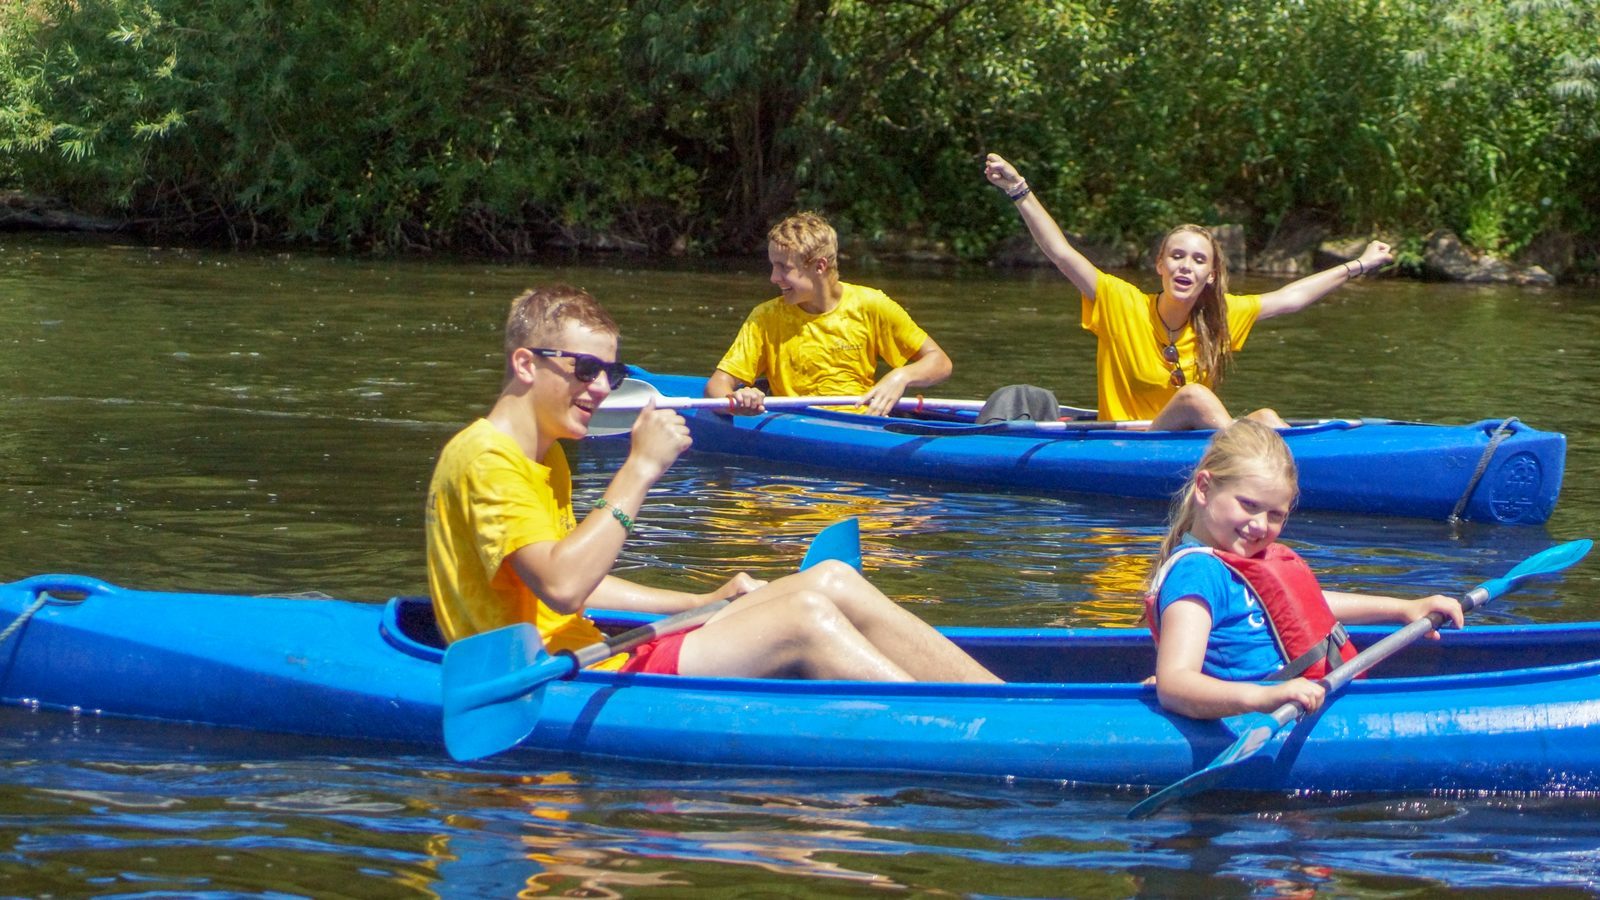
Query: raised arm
984 153 1101 299
1255 240 1394 320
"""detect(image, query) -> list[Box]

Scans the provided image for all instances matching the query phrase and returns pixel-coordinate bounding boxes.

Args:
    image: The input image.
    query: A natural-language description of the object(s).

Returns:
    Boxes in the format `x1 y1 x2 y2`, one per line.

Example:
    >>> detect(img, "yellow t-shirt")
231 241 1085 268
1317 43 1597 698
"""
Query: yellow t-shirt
714 282 930 397
1080 271 1262 421
425 419 612 661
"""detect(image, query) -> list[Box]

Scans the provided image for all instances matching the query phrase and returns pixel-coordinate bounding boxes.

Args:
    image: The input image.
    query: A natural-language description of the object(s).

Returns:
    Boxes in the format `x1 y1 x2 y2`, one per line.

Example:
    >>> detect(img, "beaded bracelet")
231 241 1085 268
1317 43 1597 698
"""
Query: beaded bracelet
1006 181 1032 202
593 497 633 534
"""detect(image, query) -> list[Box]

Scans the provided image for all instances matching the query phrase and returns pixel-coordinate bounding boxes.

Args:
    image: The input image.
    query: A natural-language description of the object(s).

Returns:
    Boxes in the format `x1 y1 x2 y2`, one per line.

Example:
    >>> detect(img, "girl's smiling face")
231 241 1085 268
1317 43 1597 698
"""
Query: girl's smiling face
1190 465 1295 557
1156 230 1217 306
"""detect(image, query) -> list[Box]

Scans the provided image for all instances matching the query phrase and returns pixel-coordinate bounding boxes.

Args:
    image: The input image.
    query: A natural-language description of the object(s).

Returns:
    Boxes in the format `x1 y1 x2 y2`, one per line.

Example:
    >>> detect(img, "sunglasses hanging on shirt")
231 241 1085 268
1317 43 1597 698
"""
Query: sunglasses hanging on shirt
1161 340 1186 387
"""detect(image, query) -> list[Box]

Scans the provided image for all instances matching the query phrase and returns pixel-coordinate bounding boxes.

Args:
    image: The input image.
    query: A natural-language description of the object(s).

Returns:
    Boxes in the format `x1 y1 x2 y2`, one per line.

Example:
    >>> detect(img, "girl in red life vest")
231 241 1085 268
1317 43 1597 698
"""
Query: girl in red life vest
1147 420 1464 720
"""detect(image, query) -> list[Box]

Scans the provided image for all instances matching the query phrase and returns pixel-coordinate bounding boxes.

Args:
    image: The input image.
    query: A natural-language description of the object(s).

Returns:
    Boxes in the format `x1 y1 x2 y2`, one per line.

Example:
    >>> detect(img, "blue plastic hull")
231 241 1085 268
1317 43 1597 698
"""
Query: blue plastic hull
630 372 1566 525
5 573 1600 794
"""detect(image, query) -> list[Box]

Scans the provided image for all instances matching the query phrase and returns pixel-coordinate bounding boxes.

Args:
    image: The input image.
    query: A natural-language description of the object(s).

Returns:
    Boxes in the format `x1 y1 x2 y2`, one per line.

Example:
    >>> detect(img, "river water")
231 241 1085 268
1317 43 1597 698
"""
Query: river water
2 235 1598 895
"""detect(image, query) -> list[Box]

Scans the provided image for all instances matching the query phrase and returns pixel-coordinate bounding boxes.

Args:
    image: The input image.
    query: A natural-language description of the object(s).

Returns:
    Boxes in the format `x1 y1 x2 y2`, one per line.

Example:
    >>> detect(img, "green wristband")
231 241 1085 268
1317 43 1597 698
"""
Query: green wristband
594 498 633 533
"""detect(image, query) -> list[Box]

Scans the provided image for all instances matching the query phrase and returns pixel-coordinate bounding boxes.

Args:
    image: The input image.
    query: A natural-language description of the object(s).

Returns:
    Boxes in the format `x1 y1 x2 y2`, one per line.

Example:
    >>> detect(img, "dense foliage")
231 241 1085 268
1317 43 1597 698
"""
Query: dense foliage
2 0 1595 267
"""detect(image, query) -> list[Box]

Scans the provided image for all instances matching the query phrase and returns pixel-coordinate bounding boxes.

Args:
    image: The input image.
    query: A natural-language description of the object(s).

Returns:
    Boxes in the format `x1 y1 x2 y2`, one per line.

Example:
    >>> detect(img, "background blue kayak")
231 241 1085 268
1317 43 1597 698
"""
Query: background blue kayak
630 371 1566 525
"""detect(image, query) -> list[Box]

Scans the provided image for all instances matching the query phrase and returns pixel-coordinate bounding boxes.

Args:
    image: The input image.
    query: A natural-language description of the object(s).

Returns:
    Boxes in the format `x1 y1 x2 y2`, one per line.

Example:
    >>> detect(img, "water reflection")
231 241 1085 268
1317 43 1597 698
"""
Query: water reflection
8 691 1600 895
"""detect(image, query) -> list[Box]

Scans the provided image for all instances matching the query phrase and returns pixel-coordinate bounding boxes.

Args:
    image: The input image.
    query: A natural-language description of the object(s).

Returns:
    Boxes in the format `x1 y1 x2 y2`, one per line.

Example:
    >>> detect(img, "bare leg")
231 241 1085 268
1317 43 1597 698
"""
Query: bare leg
1150 384 1233 431
678 590 914 681
708 561 1000 683
1243 406 1290 428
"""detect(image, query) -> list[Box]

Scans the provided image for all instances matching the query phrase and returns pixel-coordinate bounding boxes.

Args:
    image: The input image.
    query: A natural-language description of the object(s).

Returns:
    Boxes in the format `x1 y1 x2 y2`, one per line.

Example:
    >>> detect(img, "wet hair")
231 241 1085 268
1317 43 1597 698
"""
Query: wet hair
768 211 839 272
503 285 620 375
1159 224 1232 386
1151 419 1298 585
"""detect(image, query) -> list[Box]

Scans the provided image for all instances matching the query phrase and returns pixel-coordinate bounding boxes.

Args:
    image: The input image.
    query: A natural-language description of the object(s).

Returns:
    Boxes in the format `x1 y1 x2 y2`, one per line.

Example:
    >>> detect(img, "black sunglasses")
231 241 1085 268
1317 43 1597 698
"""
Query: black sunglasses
526 348 629 386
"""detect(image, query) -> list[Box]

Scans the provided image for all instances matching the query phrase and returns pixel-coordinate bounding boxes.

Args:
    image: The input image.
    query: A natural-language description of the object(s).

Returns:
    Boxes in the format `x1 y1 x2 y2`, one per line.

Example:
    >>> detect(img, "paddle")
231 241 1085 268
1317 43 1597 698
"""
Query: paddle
884 418 1146 436
884 417 1364 437
441 517 863 762
1127 538 1593 819
589 379 1096 436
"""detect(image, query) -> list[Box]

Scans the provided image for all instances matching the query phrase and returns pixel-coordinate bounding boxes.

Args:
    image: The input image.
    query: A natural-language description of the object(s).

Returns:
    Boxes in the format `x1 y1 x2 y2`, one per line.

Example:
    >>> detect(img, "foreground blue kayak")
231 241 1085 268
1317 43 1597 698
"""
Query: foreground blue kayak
5 573 1600 796
628 371 1565 525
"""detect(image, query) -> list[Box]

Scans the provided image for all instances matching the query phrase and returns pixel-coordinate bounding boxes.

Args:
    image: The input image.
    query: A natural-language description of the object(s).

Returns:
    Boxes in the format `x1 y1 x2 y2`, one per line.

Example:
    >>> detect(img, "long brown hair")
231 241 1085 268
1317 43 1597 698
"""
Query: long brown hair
1150 419 1298 588
1160 224 1232 386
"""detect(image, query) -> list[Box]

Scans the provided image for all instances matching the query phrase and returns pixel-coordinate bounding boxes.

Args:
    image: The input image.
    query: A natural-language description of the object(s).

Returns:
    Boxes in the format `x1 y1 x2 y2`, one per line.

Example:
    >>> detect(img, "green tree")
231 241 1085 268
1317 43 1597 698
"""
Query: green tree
1 0 1595 267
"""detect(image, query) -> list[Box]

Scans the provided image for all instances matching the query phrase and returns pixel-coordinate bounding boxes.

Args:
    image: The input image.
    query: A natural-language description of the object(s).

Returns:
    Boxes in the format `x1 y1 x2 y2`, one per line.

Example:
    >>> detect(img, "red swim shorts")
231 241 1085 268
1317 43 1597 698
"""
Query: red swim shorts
617 628 697 675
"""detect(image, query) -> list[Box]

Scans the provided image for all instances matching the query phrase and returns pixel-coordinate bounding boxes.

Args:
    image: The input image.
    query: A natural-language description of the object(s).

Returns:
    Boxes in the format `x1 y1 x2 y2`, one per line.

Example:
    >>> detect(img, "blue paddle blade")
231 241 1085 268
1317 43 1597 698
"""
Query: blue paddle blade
1472 539 1592 609
1127 712 1284 819
801 518 861 571
443 623 560 761
1503 539 1592 582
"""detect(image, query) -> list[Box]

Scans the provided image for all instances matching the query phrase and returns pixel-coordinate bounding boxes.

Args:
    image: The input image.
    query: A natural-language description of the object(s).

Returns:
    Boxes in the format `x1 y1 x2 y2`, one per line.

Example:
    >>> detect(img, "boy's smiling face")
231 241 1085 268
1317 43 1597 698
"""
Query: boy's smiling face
768 244 823 305
526 322 620 443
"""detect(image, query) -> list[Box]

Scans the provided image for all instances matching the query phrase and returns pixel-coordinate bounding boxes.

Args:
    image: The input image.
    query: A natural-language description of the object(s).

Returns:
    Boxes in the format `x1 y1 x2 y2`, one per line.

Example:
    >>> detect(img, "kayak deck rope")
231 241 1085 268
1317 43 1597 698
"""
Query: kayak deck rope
1448 417 1519 525
0 592 49 647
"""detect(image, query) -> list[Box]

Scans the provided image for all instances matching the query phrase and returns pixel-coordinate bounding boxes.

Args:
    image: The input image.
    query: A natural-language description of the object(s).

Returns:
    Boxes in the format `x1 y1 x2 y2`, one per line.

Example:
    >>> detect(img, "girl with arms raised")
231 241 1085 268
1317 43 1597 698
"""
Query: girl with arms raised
984 153 1394 430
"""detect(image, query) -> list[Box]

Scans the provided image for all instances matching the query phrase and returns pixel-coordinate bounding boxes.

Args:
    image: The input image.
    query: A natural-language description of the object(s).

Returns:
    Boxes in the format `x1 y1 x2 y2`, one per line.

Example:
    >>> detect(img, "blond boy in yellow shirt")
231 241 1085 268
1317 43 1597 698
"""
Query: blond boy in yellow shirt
706 212 952 417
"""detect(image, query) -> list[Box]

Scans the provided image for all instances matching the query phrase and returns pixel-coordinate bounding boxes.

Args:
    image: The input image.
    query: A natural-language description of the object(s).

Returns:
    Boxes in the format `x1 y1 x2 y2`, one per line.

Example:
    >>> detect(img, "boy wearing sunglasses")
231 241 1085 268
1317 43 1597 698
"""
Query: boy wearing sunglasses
705 211 953 418
425 285 1000 683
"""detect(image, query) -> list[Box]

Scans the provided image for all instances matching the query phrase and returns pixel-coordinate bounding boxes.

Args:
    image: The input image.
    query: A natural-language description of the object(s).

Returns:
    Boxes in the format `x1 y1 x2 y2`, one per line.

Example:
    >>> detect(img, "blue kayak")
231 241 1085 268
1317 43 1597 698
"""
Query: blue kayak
5 573 1600 796
627 371 1565 525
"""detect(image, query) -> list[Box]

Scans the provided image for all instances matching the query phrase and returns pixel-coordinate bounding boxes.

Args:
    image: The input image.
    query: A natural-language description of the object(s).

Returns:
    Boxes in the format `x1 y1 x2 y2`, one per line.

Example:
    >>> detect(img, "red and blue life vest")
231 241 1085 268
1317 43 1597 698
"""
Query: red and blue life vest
1144 542 1359 680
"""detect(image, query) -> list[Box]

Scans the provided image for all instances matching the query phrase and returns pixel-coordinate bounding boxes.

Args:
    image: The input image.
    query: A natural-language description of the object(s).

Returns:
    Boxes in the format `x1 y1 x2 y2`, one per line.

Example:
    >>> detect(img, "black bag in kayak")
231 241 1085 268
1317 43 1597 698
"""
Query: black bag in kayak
977 384 1060 423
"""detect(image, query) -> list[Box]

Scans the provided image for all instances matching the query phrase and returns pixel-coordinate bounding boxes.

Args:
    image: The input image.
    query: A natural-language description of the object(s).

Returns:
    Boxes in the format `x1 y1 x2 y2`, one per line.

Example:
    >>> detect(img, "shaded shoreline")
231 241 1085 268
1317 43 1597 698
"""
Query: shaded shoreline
0 190 1579 286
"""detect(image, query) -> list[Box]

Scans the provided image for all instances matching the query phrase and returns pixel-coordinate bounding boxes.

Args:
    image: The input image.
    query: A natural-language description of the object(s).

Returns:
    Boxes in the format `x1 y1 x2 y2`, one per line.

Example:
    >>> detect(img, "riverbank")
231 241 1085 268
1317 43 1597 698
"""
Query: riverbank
6 190 1579 286
0 191 121 235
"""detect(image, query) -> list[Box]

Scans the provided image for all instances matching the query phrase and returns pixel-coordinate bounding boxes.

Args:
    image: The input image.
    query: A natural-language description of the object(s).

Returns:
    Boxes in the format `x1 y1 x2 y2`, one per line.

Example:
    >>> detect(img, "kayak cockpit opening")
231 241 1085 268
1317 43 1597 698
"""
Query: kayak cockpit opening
380 596 447 663
375 595 1600 685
